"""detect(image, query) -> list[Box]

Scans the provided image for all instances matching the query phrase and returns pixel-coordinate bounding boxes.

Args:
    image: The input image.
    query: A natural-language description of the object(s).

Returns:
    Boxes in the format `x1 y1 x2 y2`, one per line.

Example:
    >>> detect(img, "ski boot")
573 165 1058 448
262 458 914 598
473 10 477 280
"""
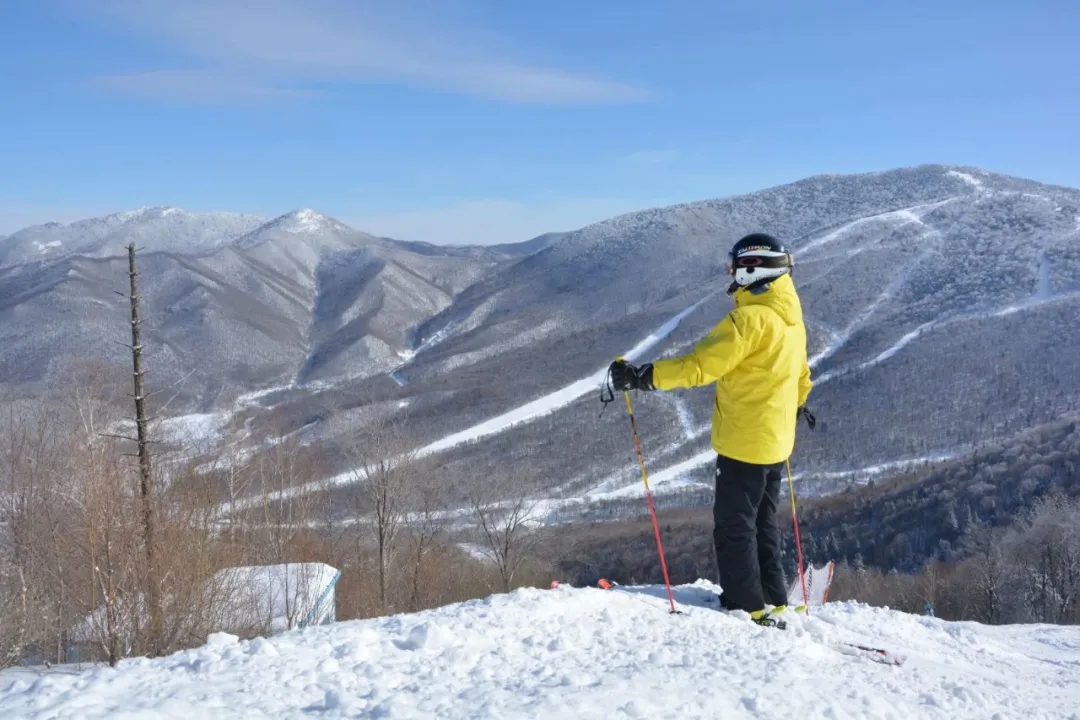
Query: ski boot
750 604 808 629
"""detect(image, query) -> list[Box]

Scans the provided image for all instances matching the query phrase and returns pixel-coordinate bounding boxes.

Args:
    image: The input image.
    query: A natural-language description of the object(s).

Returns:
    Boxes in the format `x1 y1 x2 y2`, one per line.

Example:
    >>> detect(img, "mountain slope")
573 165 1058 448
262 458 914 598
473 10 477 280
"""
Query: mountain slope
4 164 1080 521
222 164 1080 521
0 209 509 409
2 582 1077 719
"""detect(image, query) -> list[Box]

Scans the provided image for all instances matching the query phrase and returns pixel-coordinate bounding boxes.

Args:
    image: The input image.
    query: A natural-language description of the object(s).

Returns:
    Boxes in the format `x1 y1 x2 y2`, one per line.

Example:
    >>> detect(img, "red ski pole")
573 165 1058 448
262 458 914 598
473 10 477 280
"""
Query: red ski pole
785 458 810 614
620 382 678 614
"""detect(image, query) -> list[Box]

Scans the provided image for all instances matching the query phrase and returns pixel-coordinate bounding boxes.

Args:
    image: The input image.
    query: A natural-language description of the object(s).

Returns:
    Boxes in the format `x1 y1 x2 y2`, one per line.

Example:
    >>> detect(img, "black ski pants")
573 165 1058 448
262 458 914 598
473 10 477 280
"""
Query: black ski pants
714 454 788 612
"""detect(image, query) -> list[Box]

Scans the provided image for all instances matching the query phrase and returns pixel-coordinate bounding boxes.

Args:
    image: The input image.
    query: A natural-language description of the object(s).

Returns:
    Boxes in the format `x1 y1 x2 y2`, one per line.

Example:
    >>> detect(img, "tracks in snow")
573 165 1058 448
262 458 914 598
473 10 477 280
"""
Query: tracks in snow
794 198 953 258
808 246 937 369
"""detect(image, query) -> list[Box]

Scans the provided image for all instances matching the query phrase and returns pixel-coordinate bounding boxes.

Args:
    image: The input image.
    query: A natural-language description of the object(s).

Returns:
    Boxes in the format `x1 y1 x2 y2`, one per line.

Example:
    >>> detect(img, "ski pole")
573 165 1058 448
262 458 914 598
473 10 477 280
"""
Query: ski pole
614 359 678 614
785 458 810 614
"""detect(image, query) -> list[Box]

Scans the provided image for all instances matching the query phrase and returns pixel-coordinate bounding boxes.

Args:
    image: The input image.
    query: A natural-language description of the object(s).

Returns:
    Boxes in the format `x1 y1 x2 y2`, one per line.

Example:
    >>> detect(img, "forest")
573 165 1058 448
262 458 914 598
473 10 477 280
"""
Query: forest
552 412 1080 625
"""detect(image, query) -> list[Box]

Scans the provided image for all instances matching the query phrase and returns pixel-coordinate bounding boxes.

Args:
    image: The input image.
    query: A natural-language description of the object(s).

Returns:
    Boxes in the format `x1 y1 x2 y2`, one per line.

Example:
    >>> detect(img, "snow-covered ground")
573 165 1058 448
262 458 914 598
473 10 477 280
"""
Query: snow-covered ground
3 581 1077 719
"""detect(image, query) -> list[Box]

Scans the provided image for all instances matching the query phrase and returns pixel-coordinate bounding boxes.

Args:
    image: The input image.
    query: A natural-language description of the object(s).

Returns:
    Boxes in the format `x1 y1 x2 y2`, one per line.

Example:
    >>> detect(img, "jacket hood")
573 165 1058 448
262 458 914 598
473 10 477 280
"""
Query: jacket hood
733 272 803 326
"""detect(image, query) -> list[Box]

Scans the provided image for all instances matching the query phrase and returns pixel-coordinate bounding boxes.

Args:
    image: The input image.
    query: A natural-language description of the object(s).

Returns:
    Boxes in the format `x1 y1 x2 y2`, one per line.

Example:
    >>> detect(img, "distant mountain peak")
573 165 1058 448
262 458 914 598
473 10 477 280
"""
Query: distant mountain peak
258 209 354 236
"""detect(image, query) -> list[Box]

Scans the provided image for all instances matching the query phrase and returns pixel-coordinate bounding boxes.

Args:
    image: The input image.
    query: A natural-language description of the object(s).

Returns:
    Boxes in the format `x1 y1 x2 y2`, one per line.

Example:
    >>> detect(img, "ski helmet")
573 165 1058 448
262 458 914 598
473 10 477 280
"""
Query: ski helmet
726 233 793 289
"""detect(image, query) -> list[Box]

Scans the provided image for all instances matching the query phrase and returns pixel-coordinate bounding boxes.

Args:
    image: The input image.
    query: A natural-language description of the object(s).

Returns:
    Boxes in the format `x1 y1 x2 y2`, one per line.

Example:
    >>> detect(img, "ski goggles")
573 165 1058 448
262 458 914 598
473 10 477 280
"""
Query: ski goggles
725 252 793 276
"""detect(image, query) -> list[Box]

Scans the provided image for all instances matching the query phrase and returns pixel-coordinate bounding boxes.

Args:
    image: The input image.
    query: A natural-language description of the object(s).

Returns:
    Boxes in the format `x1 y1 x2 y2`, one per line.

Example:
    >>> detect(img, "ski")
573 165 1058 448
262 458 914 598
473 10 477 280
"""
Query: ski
712 598 904 666
832 641 906 666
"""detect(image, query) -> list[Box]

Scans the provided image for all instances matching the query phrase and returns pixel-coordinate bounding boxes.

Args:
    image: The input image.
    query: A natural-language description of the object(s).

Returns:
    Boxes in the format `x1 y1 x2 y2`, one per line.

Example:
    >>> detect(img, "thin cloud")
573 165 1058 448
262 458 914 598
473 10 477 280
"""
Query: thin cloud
80 0 651 105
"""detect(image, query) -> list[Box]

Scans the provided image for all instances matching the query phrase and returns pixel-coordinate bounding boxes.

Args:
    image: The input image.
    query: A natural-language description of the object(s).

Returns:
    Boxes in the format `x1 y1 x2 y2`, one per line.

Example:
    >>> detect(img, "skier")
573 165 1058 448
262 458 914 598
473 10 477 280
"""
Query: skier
609 233 814 624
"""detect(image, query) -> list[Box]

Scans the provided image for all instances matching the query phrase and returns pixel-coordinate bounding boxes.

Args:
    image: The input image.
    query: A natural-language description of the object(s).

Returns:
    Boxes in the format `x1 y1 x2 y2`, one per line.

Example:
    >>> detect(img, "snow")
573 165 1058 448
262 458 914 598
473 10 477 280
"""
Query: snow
154 411 230 446
1034 250 1054 301
255 209 351 237
816 287 1080 385
577 447 962 506
217 294 714 515
210 563 340 633
232 383 295 410
585 447 715 500
947 169 986 190
416 294 712 457
4 580 1078 719
69 563 340 647
455 542 496 564
808 246 939 369
794 199 951 258
662 394 697 440
33 240 62 253
3 206 269 264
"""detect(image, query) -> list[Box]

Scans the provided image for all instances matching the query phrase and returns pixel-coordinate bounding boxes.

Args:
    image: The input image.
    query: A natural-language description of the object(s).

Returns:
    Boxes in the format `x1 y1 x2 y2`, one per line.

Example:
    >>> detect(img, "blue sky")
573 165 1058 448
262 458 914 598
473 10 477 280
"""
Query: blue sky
1 0 1078 244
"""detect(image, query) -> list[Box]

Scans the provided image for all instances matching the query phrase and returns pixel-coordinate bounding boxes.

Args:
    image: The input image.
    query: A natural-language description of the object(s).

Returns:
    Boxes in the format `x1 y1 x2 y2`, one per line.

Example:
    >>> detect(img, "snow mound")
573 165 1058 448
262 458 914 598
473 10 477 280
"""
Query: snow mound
2 580 1078 719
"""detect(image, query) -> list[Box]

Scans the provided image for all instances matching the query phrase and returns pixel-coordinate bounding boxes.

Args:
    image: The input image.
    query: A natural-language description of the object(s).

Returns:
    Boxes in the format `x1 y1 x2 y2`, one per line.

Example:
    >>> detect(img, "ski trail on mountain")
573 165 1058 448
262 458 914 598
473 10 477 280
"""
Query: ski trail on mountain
817 285 1080 385
794 198 951 258
808 247 935 368
219 293 715 514
946 168 987 191
568 445 967 508
799 199 956 368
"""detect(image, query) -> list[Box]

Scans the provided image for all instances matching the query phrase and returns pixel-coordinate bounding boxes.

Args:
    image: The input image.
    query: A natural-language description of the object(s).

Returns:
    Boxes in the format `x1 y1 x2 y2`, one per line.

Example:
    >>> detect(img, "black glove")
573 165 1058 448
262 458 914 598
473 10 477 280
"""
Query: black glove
798 406 816 429
609 360 655 391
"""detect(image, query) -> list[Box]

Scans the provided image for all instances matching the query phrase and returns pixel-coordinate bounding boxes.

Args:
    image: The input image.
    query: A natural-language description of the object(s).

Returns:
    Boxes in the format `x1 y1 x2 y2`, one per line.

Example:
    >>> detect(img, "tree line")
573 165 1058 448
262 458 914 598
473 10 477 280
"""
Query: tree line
0 382 560 669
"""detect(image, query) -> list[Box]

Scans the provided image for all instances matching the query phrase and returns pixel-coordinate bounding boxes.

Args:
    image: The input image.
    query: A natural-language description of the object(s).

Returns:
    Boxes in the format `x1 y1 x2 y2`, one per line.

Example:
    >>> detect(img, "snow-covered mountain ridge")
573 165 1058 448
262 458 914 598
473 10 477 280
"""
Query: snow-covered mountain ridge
3 163 1080 521
0 206 268 265
1 581 1077 719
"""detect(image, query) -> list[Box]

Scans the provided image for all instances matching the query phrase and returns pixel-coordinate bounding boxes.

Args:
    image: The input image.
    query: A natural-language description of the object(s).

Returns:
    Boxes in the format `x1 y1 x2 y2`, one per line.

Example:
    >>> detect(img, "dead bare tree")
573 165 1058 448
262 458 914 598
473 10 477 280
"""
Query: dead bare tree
122 242 163 656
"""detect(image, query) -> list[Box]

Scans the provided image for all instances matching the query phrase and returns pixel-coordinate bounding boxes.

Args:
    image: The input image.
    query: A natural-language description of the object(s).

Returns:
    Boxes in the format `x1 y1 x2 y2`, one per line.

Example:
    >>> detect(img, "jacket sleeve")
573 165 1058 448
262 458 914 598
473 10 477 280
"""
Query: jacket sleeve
650 310 754 390
798 360 813 407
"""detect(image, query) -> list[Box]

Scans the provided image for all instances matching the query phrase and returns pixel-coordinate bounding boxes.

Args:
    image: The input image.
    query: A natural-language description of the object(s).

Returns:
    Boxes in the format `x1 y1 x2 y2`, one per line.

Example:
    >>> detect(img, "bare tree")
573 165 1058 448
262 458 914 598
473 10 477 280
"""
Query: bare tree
340 406 419 612
400 467 448 611
1 402 50 667
123 242 163 656
961 524 1006 623
466 470 547 593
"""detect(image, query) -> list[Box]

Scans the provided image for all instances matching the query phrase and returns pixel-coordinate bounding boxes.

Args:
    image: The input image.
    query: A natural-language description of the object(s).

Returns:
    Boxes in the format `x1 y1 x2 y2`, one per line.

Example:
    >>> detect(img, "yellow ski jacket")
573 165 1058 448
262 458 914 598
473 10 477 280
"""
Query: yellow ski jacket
651 272 812 465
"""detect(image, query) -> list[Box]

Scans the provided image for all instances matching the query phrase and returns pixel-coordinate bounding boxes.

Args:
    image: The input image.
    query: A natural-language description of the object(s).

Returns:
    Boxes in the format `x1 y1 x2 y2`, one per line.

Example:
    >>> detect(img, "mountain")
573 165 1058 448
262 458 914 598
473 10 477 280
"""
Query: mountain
2 582 1077 718
0 206 268 266
0 208 512 410
214 164 1080 525
3 164 1080 524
